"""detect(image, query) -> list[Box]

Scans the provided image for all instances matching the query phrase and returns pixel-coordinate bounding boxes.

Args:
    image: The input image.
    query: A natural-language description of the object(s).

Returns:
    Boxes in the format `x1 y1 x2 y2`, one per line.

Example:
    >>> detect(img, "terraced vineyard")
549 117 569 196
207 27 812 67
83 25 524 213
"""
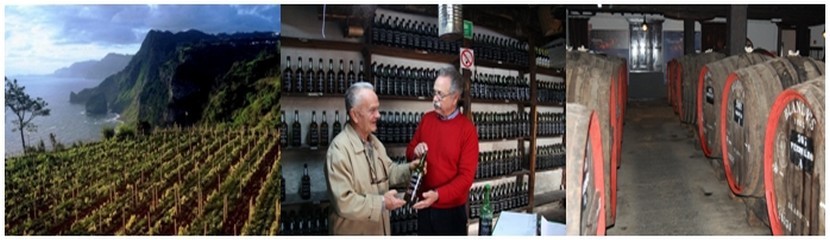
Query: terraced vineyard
4 126 282 235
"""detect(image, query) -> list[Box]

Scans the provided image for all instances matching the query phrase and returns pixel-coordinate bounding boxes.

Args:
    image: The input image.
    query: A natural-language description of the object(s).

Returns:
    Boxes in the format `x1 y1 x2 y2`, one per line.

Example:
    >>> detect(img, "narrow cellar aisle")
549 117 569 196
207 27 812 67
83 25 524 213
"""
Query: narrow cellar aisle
606 100 771 235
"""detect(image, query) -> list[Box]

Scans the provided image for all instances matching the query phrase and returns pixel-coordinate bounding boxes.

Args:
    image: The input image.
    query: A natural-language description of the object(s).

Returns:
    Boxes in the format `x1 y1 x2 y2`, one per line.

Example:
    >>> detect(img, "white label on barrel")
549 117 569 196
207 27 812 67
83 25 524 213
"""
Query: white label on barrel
789 130 814 173
733 99 744 126
784 100 817 132
705 86 715 104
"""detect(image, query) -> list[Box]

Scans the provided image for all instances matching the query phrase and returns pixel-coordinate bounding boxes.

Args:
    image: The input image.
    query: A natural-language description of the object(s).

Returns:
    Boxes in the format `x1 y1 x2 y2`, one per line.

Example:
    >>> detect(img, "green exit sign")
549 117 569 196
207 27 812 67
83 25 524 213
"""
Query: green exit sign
463 20 473 39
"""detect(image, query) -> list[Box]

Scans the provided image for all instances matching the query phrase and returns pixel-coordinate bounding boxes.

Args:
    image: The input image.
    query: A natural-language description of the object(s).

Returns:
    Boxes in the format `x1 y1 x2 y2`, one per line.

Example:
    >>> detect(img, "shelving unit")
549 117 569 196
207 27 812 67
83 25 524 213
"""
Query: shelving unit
280 5 565 235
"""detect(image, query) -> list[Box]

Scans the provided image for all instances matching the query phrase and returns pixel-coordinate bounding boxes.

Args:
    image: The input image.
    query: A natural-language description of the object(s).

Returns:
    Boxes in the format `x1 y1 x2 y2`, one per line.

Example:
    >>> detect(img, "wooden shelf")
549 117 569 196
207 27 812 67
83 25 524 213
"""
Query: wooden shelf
370 45 457 63
479 137 526 143
535 67 565 77
478 59 527 71
282 92 344 98
471 98 529 105
377 94 433 102
282 191 330 206
474 169 530 183
535 101 564 107
536 134 563 139
282 36 362 52
535 165 565 172
281 145 328 152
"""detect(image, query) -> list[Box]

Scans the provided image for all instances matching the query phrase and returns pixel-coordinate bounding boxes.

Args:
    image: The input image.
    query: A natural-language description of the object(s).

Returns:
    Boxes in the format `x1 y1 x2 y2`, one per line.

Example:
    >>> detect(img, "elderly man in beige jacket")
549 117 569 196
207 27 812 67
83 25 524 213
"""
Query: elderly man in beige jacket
325 82 419 235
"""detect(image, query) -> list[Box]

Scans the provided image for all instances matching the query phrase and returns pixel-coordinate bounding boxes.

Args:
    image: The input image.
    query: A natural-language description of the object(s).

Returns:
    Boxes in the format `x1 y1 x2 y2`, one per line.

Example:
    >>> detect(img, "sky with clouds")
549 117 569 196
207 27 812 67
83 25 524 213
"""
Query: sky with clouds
4 5 281 76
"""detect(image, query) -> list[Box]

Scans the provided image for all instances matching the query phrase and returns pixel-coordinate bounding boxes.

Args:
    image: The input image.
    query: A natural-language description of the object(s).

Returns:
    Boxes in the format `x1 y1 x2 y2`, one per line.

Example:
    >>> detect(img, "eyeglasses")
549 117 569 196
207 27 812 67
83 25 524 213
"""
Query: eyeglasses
433 90 455 101
365 146 389 185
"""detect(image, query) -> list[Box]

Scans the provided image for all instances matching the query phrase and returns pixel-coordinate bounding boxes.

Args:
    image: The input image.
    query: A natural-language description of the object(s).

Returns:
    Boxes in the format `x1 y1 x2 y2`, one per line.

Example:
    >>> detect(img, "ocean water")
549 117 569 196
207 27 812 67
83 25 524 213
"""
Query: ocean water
4 76 121 156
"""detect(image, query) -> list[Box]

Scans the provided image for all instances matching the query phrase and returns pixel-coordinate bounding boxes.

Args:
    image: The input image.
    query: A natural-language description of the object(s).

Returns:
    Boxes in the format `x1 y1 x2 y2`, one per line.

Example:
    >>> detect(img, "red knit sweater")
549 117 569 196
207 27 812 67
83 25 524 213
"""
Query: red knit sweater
406 111 479 209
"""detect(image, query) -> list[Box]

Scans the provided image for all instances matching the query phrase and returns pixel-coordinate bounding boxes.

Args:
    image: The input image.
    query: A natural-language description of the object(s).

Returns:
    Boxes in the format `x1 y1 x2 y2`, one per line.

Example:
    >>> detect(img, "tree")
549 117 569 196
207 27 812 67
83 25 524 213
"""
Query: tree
5 77 51 153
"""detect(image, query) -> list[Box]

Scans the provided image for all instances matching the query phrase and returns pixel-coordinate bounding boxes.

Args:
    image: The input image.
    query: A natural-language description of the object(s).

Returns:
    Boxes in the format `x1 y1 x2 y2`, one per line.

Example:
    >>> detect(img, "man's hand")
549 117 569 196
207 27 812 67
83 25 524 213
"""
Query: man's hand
383 190 406 210
412 190 439 209
408 160 428 174
414 142 428 158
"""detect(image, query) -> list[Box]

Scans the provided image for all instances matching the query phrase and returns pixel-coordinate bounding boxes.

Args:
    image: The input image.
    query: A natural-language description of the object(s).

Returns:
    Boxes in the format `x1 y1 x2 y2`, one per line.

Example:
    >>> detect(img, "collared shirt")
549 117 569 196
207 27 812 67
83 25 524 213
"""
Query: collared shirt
438 107 461 121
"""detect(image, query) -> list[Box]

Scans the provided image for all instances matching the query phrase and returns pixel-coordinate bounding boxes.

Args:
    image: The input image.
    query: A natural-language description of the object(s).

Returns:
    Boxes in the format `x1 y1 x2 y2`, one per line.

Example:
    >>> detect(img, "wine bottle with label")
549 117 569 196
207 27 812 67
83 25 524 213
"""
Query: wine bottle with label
279 110 288 147
300 163 311 200
295 57 305 93
291 110 302 147
283 56 293 92
404 152 427 203
320 111 329 146
308 111 319 148
479 184 493 236
332 110 342 139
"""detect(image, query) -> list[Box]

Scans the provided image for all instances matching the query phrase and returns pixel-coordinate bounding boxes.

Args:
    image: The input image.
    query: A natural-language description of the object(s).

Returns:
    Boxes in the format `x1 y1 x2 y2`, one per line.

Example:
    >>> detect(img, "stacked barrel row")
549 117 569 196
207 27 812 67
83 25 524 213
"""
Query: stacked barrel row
565 51 627 229
667 52 727 124
565 103 606 235
688 52 825 235
763 77 824 235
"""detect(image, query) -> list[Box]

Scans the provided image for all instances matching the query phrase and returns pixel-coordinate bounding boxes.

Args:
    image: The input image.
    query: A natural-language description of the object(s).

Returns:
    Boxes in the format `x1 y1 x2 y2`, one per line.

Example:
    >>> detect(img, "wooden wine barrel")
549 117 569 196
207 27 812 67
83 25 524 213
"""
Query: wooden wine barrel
565 103 606 235
613 59 628 169
678 52 727 124
566 51 618 227
720 56 825 197
672 57 684 115
695 53 773 158
764 78 825 235
668 59 678 107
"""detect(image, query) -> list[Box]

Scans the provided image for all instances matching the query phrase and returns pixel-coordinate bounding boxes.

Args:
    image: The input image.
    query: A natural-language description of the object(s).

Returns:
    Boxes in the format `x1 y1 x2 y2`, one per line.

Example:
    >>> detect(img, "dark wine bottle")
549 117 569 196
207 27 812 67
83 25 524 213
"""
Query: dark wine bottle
326 59 336 94
337 59 346 93
283 56 293 92
358 60 366 82
305 57 314 93
300 163 311 200
279 110 288 147
404 153 427 203
295 57 304 93
332 110 342 139
316 58 325 93
347 60 356 87
308 111 319 148
291 110 302 147
320 111 329 146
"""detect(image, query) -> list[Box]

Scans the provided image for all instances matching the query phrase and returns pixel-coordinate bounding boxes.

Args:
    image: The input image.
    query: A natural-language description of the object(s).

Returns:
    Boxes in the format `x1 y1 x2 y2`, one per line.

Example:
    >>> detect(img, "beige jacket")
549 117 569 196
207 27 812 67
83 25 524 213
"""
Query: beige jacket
325 124 411 235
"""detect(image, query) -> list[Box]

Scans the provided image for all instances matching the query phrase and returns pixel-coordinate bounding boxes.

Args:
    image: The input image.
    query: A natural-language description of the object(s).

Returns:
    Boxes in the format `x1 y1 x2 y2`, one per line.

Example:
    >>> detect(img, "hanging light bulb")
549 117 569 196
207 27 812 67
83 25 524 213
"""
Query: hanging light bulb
641 22 648 31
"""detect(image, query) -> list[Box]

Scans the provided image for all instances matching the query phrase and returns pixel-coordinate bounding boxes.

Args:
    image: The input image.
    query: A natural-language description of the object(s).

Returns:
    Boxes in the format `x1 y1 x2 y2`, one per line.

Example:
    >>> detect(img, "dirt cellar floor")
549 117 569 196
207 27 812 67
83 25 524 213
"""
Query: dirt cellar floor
605 100 771 235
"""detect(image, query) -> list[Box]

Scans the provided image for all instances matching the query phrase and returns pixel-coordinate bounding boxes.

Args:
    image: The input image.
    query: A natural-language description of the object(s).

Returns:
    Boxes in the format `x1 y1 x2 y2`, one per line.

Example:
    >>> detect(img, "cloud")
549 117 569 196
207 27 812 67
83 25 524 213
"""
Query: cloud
4 4 280 75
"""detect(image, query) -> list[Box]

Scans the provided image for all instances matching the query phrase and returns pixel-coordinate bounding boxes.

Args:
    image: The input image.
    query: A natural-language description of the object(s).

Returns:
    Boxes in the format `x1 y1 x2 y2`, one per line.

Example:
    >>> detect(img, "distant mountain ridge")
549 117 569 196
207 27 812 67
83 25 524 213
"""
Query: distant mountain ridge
69 29 279 128
53 53 133 79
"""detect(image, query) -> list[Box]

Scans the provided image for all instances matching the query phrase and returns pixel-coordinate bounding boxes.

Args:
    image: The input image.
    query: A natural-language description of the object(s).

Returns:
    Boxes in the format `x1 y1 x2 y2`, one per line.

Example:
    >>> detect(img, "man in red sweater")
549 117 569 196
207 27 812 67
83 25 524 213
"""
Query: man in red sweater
406 66 479 235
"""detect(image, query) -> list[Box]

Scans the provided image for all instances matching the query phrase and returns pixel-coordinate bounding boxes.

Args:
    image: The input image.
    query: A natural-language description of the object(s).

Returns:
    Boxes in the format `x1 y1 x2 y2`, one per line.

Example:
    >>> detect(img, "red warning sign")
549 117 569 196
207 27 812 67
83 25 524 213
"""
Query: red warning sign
460 48 474 70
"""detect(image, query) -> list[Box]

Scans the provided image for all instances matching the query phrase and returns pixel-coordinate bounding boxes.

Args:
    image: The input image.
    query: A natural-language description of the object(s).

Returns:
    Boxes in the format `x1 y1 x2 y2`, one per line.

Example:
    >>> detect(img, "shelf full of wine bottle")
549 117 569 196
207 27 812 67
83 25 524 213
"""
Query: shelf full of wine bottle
537 112 565 137
472 33 529 68
372 62 438 99
535 143 565 170
279 206 330 235
284 109 346 150
471 72 530 103
537 81 565 105
391 203 419 235
282 55 366 96
377 111 423 145
475 148 526 181
372 13 459 54
474 111 530 141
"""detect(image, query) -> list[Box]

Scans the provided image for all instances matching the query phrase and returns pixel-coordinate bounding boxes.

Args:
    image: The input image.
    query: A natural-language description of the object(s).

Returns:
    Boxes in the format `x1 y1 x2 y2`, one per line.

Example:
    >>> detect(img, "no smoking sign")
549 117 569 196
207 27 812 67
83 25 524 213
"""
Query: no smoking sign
460 48 474 70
